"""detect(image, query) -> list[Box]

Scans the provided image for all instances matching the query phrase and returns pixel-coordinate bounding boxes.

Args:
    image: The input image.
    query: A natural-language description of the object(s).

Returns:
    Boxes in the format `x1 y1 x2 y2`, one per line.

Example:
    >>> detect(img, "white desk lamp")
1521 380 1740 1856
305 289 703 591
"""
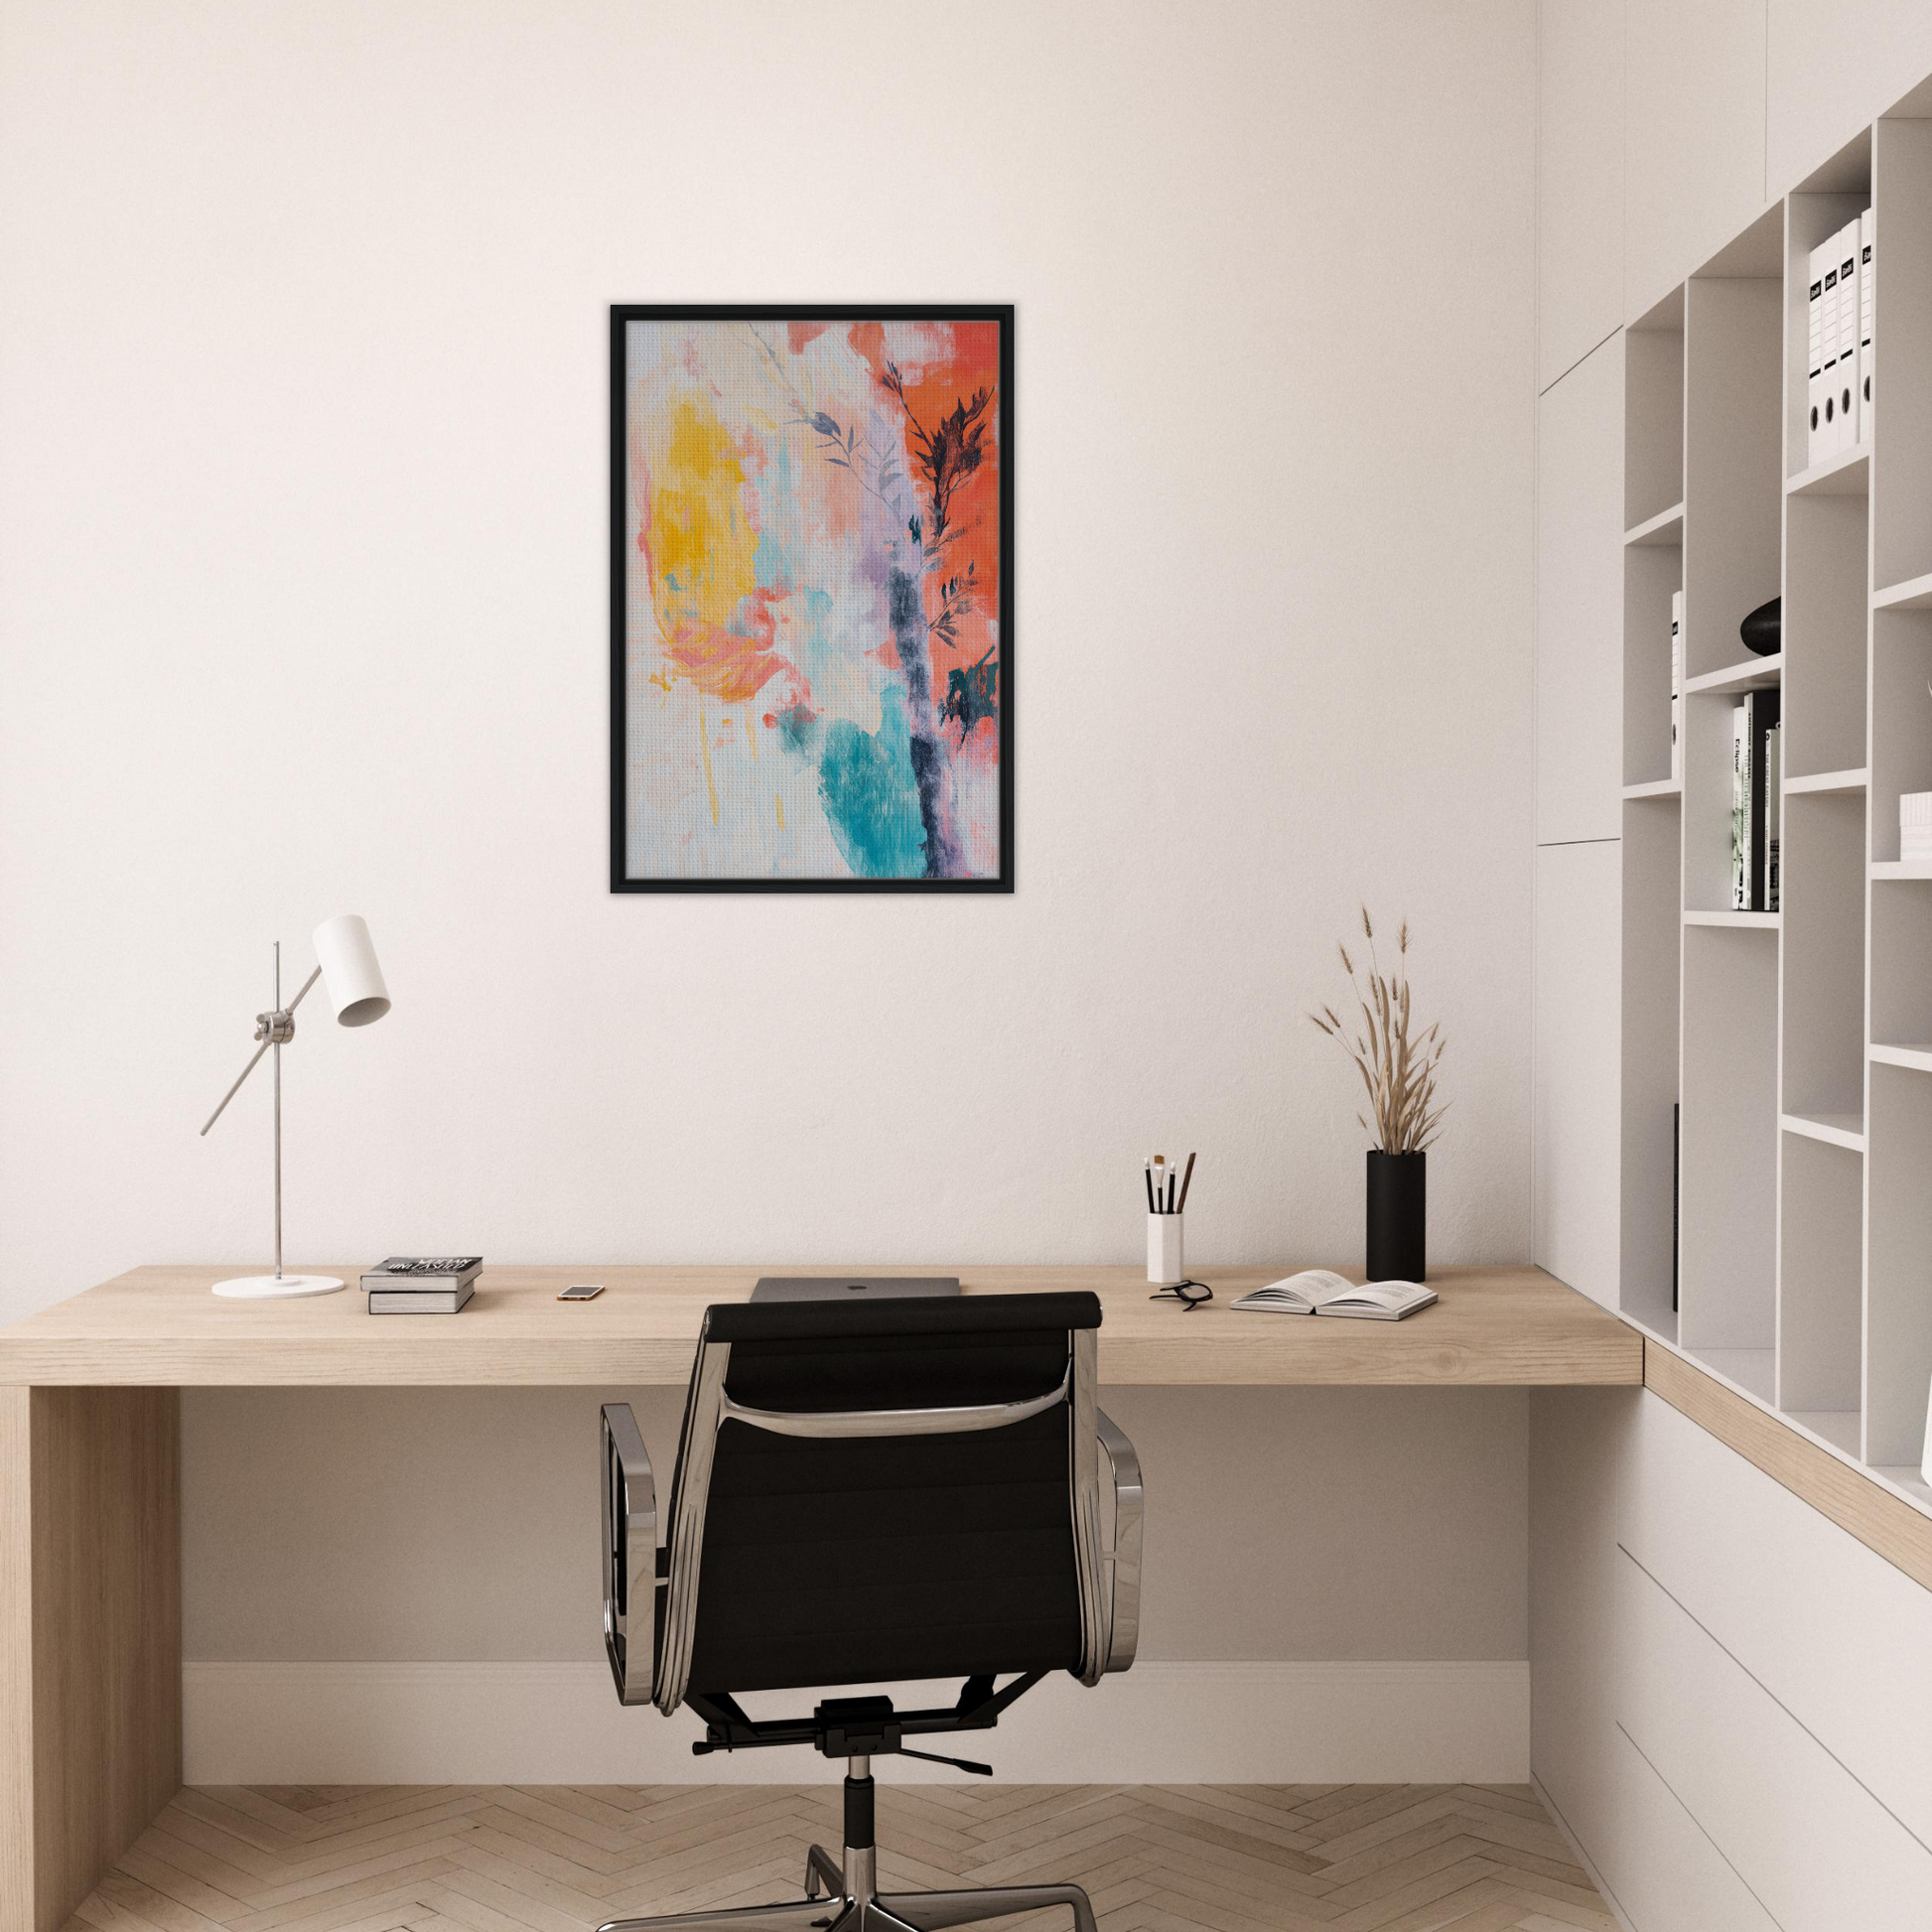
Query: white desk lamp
200 914 391 1299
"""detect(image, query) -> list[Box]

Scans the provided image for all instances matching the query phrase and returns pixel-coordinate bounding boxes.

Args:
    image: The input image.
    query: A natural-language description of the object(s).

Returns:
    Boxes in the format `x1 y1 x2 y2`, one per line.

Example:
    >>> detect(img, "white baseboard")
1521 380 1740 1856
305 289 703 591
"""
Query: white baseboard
183 1659 1528 1786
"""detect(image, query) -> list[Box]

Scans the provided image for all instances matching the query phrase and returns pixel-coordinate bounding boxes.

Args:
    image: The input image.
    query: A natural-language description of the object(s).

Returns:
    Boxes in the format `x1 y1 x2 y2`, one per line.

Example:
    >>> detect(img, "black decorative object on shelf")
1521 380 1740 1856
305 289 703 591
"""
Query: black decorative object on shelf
1366 1151 1427 1283
1740 595 1781 656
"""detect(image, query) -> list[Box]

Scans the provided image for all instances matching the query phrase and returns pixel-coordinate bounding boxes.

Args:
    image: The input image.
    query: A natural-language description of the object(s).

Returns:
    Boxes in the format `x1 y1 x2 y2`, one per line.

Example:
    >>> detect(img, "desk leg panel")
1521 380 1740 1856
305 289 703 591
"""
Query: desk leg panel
0 1387 182 1932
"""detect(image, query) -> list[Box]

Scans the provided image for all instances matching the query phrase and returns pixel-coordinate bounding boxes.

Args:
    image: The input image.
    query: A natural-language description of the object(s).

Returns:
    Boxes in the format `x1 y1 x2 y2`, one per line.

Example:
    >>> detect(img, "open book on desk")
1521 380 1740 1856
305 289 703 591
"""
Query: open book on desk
1230 1270 1437 1320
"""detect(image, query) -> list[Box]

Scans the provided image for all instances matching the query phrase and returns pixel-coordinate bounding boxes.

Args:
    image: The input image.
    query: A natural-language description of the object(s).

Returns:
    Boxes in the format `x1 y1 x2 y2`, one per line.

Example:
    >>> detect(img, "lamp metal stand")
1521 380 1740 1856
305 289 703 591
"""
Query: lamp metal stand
202 939 342 1300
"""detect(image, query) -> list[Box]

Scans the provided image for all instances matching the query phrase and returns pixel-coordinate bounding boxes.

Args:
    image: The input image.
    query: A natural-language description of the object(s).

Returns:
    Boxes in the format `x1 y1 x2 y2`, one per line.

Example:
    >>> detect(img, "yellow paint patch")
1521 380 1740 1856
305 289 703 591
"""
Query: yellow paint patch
643 392 768 700
775 793 785 831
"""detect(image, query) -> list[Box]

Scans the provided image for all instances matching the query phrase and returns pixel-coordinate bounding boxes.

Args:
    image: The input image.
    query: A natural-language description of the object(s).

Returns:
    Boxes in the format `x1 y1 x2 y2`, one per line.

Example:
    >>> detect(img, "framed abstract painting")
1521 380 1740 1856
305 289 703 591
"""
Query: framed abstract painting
610 305 1013 892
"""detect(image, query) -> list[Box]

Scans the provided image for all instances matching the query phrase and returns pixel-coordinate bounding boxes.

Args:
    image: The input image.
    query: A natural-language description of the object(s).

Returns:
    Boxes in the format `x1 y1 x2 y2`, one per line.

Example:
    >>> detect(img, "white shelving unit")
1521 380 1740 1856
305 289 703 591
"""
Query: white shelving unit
1619 108 1932 1515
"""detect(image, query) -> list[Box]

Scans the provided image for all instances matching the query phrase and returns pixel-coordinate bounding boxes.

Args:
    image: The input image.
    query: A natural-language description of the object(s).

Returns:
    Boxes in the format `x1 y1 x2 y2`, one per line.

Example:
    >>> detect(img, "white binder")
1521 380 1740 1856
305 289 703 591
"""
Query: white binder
1860 207 1874 446
1808 239 1831 467
1835 220 1861 456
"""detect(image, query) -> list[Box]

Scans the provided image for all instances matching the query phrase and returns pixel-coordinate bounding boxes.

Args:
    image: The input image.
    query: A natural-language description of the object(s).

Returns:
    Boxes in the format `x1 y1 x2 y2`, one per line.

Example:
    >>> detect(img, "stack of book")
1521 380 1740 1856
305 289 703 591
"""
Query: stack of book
1729 692 1781 911
361 1256 483 1313
1807 208 1873 465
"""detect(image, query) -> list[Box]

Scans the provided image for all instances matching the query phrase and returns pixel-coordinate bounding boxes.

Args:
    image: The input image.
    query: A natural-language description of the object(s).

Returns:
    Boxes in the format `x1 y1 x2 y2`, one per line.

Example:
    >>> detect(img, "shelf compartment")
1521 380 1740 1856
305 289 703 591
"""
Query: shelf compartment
1683 675 1780 917
1867 1062 1932 1468
1625 298 1685 532
1872 571 1932 612
1620 793 1683 1342
1867 609 1932 861
1625 501 1685 546
1785 1410 1863 1456
1781 1110 1866 1151
1777 1134 1863 1421
1684 653 1782 696
1870 864 1932 1047
1786 766 1867 793
1693 1346 1777 1406
1870 1465 1932 1508
1869 614 1932 865
1873 860 1932 879
1872 116 1932 594
1782 790 1866 1122
1679 925 1779 1359
1785 448 1869 496
1784 492 1869 777
1684 271 1782 682
1623 541 1683 788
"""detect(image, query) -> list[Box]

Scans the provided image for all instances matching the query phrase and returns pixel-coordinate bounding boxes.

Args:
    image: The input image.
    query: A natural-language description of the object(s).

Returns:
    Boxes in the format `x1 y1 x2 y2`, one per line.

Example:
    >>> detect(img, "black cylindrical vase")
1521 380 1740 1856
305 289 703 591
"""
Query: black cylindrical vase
1366 1150 1426 1282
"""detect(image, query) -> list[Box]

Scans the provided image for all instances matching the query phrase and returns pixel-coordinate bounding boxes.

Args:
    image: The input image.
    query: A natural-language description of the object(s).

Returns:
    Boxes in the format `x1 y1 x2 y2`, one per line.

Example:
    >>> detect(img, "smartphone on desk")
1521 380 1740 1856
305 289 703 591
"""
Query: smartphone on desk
558 1283 605 1301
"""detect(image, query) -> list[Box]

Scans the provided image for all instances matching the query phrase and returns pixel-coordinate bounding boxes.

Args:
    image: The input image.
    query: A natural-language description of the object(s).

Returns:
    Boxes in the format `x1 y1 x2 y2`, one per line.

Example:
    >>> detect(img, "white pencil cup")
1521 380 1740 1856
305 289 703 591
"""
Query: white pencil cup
1148 1213 1185 1286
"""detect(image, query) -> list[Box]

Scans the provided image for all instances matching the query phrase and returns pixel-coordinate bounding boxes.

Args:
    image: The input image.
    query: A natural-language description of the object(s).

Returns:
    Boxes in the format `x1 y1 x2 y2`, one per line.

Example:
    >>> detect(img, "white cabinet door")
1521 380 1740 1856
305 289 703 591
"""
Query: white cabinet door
1617 1546 1932 1930
1599 1725 1781 1932
1534 840 1621 1307
1768 0 1932 194
1625 0 1769 318
1537 336 1624 844
1622 1390 1932 1852
1538 0 1624 390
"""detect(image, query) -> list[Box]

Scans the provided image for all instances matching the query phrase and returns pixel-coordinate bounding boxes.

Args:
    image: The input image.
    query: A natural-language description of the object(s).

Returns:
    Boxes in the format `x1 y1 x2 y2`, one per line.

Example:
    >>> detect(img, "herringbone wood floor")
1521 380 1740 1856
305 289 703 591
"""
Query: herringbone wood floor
65 1784 1617 1932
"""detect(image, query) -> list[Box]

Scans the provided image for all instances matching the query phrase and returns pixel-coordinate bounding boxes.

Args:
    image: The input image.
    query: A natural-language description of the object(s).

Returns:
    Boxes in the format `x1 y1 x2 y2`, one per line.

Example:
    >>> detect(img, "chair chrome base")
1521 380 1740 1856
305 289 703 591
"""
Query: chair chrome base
596 1842 1098 1932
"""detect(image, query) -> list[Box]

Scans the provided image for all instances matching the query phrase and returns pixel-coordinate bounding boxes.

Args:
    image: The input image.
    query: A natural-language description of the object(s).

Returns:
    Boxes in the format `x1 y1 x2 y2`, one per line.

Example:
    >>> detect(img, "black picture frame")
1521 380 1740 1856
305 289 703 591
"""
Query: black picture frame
609 304 1014 894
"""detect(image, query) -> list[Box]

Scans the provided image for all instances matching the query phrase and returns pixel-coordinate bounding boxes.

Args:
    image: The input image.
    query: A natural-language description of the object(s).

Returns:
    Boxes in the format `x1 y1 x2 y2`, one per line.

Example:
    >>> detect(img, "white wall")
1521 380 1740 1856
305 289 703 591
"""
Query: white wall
0 0 1537 1312
0 0 1539 1765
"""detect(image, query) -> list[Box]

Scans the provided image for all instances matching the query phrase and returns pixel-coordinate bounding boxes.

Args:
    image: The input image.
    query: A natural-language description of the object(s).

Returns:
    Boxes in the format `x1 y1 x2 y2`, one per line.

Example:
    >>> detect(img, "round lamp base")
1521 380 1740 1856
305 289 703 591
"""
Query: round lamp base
211 1274 345 1300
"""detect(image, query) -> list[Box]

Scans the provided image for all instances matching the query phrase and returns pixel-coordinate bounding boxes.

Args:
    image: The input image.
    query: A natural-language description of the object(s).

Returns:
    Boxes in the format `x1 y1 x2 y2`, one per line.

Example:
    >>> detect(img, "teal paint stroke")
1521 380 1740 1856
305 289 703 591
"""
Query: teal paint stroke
818 684 926 879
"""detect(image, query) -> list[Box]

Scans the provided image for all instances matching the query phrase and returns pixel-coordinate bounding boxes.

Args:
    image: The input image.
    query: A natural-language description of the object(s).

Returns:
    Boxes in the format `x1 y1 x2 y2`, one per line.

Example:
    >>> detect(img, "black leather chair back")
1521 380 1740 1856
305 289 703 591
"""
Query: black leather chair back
666 1292 1102 1697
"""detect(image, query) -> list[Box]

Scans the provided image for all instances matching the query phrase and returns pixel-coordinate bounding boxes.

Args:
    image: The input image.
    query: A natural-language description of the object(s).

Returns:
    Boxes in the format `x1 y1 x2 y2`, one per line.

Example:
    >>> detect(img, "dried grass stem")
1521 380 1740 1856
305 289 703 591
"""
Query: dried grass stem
1309 907 1449 1154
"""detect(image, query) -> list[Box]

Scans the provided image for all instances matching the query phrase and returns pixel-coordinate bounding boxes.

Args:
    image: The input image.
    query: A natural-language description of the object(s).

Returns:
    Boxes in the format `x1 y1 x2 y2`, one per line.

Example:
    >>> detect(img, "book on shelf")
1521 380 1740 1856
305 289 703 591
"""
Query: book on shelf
1861 207 1874 443
1748 690 1780 910
1230 1271 1437 1320
368 1281 475 1315
1670 590 1683 780
1765 720 1781 911
1729 691 1781 911
1730 703 1749 907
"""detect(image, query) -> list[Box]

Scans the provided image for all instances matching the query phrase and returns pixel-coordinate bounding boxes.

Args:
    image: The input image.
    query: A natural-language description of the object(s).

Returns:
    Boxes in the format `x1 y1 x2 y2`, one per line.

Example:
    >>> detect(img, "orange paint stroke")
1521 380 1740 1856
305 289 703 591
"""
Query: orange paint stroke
846 322 1003 695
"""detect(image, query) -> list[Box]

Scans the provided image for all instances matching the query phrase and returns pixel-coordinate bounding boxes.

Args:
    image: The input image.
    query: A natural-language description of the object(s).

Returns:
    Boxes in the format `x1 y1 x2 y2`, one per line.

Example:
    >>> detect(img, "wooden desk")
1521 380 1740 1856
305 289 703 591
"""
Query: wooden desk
0 1261 1637 1388
0 1263 1635 1932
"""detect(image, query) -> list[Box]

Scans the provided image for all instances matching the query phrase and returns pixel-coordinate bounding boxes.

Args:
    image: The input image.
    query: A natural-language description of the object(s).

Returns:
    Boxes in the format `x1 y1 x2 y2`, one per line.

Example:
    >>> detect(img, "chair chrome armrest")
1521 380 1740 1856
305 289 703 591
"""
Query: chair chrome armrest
601 1403 657 1706
1095 1407 1143 1673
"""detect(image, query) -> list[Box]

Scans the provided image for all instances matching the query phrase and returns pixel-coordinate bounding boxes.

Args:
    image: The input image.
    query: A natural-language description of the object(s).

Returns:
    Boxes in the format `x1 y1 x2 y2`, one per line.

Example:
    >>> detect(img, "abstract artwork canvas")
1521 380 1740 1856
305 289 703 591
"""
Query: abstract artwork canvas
611 305 1013 891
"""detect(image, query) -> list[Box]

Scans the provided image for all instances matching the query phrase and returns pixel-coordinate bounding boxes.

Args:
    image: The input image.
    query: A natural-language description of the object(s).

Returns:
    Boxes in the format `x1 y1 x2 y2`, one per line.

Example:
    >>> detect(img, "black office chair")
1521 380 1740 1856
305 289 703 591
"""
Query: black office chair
597 1291 1143 1932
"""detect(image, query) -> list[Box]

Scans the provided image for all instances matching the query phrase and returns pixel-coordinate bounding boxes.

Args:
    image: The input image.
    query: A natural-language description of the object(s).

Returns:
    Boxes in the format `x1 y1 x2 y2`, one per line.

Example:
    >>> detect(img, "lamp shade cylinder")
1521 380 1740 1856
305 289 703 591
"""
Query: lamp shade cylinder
312 914 390 1027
